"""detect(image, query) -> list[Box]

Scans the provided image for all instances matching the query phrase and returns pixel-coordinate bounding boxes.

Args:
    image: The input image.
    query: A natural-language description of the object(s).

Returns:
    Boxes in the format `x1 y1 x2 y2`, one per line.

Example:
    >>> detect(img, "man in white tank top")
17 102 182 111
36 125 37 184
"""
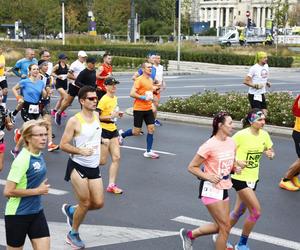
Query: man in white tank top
59 86 103 249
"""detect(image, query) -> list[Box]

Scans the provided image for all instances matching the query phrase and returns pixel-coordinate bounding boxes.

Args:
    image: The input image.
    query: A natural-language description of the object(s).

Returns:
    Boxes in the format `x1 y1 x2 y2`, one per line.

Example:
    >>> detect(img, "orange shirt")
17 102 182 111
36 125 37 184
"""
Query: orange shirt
133 75 153 111
96 63 112 91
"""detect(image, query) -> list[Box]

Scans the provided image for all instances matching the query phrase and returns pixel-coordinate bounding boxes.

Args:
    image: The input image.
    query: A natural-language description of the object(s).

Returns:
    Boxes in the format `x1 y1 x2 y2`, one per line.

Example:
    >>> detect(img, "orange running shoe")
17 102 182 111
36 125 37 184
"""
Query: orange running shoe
291 176 300 188
279 179 299 191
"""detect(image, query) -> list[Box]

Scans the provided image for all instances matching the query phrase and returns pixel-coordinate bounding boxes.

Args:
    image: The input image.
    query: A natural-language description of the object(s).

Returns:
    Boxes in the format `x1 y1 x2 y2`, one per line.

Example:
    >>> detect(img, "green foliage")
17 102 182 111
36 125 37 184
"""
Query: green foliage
159 91 295 127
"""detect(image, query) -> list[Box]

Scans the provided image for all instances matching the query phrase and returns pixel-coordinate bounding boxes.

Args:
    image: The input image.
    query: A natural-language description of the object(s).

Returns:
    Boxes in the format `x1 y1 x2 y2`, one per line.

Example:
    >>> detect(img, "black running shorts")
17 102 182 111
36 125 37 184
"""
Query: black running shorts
101 129 119 139
248 93 267 109
133 110 155 128
292 130 300 158
5 210 50 248
65 158 101 181
68 83 79 97
232 178 258 191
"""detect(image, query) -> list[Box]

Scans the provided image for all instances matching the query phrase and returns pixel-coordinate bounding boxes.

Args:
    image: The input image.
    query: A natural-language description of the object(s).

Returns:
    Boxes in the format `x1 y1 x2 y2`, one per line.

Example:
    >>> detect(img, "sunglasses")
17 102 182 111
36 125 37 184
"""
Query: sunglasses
85 97 98 101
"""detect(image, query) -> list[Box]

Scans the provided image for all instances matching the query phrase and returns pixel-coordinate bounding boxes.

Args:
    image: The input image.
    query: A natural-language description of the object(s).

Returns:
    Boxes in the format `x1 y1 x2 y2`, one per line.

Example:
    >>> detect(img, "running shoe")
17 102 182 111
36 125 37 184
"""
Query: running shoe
140 130 144 135
52 133 55 139
143 150 159 159
61 203 73 228
279 179 299 191
118 129 124 145
14 129 21 144
55 112 62 126
291 176 300 188
212 234 233 249
235 244 250 250
66 231 85 249
10 149 20 159
154 119 162 126
48 142 59 152
179 228 193 250
8 111 16 125
61 111 67 117
106 184 123 194
50 109 57 117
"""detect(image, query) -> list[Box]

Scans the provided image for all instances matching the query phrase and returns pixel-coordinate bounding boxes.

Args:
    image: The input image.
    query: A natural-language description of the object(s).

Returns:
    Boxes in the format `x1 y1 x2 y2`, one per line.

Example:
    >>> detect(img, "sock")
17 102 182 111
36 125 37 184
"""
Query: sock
69 205 75 215
12 110 18 116
146 133 153 152
187 230 195 240
238 234 248 246
2 95 7 103
122 129 133 138
70 229 78 235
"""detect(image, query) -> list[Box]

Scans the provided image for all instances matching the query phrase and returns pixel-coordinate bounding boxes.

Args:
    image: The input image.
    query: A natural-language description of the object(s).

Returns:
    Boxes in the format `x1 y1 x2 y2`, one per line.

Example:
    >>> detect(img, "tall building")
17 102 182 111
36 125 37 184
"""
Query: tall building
191 0 298 29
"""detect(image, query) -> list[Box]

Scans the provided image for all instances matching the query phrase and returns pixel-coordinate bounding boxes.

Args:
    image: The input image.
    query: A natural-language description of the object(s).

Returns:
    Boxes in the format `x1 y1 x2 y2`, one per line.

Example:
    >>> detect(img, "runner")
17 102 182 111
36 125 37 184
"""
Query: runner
229 108 274 250
4 119 51 250
10 48 38 121
38 60 59 152
11 64 47 158
179 111 241 250
243 51 271 115
119 62 160 159
39 49 53 75
0 88 14 171
54 52 93 126
152 53 165 126
60 86 103 249
279 104 300 191
0 47 8 108
96 52 112 100
51 53 69 117
97 77 123 194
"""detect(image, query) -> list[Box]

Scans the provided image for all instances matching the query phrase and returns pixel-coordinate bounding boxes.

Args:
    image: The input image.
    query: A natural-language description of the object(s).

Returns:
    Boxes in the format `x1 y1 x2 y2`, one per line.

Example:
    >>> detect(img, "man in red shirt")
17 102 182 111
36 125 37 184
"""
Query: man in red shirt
96 53 112 100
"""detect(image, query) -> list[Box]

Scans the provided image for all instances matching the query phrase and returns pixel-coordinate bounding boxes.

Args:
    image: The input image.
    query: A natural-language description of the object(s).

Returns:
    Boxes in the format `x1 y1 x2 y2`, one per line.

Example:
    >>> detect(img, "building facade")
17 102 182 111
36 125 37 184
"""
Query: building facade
191 0 298 29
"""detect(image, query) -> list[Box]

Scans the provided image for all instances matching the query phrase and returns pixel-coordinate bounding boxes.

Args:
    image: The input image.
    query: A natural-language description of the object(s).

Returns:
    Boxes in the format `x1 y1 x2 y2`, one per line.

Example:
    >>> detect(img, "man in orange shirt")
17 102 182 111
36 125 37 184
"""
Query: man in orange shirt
96 53 112 100
119 62 159 159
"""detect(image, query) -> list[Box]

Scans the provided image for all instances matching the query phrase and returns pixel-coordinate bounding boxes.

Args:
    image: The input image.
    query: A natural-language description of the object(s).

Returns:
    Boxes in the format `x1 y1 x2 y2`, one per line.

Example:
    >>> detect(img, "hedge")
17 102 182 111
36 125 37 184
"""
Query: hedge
1 41 293 67
158 91 295 127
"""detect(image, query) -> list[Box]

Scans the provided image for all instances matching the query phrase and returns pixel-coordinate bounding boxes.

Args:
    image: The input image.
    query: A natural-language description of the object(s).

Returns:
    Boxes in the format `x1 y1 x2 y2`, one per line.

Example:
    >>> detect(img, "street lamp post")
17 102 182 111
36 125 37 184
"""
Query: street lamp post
177 0 181 71
61 0 65 45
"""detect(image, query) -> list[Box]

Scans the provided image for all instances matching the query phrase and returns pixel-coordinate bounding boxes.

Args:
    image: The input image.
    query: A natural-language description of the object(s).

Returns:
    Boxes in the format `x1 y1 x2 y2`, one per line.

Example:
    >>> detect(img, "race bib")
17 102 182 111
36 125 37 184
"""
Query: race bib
28 104 39 114
202 181 223 200
0 76 6 82
84 141 100 152
247 181 256 189
254 94 262 102
60 74 68 80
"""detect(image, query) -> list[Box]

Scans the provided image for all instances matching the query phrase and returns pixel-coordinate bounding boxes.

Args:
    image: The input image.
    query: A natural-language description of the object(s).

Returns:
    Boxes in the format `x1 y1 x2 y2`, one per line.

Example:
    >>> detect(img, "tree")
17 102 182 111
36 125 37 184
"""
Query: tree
288 3 300 26
272 0 289 28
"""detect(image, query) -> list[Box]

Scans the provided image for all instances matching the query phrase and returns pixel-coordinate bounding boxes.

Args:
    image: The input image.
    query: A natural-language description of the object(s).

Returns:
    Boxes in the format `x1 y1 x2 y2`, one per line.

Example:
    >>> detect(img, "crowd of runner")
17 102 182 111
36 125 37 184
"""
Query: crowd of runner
0 47 298 250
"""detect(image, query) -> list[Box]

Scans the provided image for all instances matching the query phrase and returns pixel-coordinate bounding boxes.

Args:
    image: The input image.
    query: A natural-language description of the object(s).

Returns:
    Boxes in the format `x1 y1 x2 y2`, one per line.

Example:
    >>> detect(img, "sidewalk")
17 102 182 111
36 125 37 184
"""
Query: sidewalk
125 108 292 136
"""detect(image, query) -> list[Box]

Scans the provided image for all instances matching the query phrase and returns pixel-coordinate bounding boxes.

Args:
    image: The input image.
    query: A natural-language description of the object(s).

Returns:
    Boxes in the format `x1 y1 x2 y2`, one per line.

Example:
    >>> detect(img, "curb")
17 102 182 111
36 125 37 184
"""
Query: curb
113 71 192 76
125 108 292 136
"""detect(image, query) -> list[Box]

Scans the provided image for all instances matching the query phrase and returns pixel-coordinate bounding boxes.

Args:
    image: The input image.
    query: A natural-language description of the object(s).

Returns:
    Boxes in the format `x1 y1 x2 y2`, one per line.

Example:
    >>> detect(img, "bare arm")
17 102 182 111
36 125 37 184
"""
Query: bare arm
187 154 221 184
3 179 50 198
51 64 59 78
244 75 263 89
67 70 76 81
96 66 105 79
12 83 21 99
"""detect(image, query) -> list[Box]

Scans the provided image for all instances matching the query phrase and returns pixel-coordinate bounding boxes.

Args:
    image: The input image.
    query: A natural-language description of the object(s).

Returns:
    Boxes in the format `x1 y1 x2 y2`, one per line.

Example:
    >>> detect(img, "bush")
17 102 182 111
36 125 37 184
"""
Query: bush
158 91 295 127
1 40 293 67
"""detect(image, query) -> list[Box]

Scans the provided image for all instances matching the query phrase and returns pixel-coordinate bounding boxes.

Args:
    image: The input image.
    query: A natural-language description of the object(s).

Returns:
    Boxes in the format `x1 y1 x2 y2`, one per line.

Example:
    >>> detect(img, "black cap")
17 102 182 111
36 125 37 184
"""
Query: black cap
104 77 120 85
38 59 48 67
58 53 67 59
86 57 97 64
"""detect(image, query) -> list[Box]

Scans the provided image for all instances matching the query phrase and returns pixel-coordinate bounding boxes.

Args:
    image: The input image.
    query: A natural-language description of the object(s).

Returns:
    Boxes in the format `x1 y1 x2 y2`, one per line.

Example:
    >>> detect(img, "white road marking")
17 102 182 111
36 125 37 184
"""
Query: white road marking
0 220 178 249
0 179 68 195
121 145 176 156
172 216 300 250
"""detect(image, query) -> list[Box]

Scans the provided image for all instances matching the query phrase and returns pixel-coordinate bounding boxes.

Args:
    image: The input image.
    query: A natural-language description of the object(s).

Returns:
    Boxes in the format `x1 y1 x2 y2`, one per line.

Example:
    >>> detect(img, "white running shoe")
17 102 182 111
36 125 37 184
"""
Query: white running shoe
118 129 124 145
143 150 159 159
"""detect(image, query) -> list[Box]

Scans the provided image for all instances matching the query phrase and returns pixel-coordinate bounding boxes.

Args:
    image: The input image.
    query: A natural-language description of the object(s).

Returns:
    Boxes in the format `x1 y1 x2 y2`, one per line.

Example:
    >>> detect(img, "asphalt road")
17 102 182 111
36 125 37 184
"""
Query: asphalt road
0 72 299 249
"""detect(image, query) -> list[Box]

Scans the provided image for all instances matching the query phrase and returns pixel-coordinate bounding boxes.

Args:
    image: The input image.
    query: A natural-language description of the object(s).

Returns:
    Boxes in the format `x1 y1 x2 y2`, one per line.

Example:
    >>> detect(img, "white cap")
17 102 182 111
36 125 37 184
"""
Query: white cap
78 50 87 57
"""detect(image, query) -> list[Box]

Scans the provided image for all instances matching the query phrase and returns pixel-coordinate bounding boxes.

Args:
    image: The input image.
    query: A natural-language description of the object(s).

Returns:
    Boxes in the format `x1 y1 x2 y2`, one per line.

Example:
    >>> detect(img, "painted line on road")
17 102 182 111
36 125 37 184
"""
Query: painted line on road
0 179 68 195
172 216 300 250
121 145 176 156
0 219 178 249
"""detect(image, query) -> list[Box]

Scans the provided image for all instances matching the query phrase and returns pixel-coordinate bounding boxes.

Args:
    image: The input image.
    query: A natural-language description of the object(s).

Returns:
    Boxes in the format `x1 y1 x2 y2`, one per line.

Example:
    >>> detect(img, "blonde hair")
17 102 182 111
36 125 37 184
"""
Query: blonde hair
21 119 49 147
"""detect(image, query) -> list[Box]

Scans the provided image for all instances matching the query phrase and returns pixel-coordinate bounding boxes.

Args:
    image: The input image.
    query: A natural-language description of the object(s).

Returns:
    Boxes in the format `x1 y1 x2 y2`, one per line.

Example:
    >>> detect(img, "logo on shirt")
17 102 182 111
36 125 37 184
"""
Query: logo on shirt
33 161 42 171
260 69 268 79
246 152 262 168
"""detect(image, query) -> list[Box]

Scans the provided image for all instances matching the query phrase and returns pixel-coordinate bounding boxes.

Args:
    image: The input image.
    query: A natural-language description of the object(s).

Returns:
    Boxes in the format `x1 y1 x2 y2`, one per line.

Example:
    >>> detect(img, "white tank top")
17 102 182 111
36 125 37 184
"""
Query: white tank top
71 112 102 168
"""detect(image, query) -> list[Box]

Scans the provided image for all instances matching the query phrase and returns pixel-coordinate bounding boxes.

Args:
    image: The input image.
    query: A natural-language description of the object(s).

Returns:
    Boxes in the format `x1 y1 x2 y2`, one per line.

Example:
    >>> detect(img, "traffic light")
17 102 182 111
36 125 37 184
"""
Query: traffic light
176 0 179 18
247 18 252 28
